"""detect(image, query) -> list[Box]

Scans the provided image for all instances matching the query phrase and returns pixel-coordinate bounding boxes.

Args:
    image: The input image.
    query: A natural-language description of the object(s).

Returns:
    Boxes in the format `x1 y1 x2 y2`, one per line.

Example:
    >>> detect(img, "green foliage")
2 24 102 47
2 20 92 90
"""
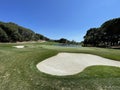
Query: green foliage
84 18 120 47
58 38 69 43
54 38 79 45
0 27 8 42
0 21 49 42
35 33 49 41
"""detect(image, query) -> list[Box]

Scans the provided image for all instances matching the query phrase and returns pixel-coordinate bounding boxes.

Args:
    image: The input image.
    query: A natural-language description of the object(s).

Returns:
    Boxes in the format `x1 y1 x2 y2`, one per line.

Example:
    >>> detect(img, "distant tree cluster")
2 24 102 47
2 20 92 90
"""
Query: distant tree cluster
54 38 79 45
0 21 49 42
83 18 120 47
54 38 70 43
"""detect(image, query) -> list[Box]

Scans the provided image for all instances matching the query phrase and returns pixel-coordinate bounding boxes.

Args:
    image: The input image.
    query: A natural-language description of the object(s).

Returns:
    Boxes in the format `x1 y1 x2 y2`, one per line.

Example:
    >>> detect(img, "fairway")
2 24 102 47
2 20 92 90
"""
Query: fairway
0 43 120 90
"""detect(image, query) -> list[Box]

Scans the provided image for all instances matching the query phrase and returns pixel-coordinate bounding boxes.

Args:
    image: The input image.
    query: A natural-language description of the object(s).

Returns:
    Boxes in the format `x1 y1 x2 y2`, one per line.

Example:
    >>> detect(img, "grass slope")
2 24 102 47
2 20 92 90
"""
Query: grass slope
0 43 120 90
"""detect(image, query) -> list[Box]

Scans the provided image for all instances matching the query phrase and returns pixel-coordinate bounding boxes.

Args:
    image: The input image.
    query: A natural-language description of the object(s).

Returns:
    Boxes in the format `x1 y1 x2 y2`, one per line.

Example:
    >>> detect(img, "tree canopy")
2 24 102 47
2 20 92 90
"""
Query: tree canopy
83 18 120 47
0 21 49 42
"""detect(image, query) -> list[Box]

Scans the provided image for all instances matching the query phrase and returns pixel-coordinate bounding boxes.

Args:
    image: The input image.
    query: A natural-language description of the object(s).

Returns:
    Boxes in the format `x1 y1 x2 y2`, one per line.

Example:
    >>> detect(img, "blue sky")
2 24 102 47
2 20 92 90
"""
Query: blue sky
0 0 120 41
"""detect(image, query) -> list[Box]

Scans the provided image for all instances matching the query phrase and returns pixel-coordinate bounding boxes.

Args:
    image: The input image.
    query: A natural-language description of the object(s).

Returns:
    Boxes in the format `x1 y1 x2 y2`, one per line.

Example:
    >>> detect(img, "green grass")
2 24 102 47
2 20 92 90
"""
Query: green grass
0 42 120 90
41 45 120 61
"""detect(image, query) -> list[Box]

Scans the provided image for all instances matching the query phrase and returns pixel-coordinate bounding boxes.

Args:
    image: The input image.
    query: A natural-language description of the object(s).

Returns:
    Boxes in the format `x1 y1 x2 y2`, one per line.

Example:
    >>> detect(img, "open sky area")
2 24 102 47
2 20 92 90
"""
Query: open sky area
0 0 120 42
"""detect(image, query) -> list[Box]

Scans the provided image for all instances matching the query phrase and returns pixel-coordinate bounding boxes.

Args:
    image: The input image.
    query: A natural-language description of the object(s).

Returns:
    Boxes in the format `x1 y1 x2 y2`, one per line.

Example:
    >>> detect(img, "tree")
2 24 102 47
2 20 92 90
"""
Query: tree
83 17 120 47
84 28 100 46
59 38 69 43
0 28 8 42
0 21 50 42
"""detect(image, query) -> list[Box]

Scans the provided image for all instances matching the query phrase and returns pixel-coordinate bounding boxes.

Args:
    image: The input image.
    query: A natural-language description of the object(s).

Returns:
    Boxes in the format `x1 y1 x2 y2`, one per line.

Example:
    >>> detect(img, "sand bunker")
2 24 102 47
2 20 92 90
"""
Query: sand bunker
37 53 120 76
13 45 24 48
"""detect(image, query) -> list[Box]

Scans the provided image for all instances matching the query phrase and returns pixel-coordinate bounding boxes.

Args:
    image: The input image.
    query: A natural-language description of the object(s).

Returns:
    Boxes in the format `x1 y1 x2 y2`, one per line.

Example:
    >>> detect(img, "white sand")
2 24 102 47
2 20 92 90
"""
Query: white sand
37 53 120 76
13 45 24 48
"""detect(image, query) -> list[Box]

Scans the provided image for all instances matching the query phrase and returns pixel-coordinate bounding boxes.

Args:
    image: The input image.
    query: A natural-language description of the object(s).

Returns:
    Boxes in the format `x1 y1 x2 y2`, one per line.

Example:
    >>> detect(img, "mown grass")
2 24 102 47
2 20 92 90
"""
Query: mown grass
41 45 120 61
0 42 120 90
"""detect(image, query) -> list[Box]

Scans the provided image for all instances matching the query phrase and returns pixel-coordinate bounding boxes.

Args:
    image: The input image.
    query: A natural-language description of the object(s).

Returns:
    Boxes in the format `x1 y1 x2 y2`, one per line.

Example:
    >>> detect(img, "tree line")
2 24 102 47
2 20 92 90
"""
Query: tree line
0 21 49 42
83 18 120 47
54 38 80 45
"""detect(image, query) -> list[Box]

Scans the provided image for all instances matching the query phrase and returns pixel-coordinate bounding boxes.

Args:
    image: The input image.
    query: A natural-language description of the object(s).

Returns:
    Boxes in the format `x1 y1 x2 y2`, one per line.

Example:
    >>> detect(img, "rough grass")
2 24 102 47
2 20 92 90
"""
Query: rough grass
0 42 120 90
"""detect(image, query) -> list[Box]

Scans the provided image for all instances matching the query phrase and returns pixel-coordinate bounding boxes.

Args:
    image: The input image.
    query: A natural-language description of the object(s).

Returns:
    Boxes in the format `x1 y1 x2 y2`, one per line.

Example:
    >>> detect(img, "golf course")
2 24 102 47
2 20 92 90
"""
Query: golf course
0 42 120 90
1 0 120 89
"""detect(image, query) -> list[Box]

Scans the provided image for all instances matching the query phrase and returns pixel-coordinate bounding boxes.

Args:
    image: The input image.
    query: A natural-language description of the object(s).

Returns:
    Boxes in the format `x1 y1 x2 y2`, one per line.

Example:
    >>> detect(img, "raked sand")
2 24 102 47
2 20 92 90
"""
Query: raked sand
37 53 120 76
13 45 24 48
